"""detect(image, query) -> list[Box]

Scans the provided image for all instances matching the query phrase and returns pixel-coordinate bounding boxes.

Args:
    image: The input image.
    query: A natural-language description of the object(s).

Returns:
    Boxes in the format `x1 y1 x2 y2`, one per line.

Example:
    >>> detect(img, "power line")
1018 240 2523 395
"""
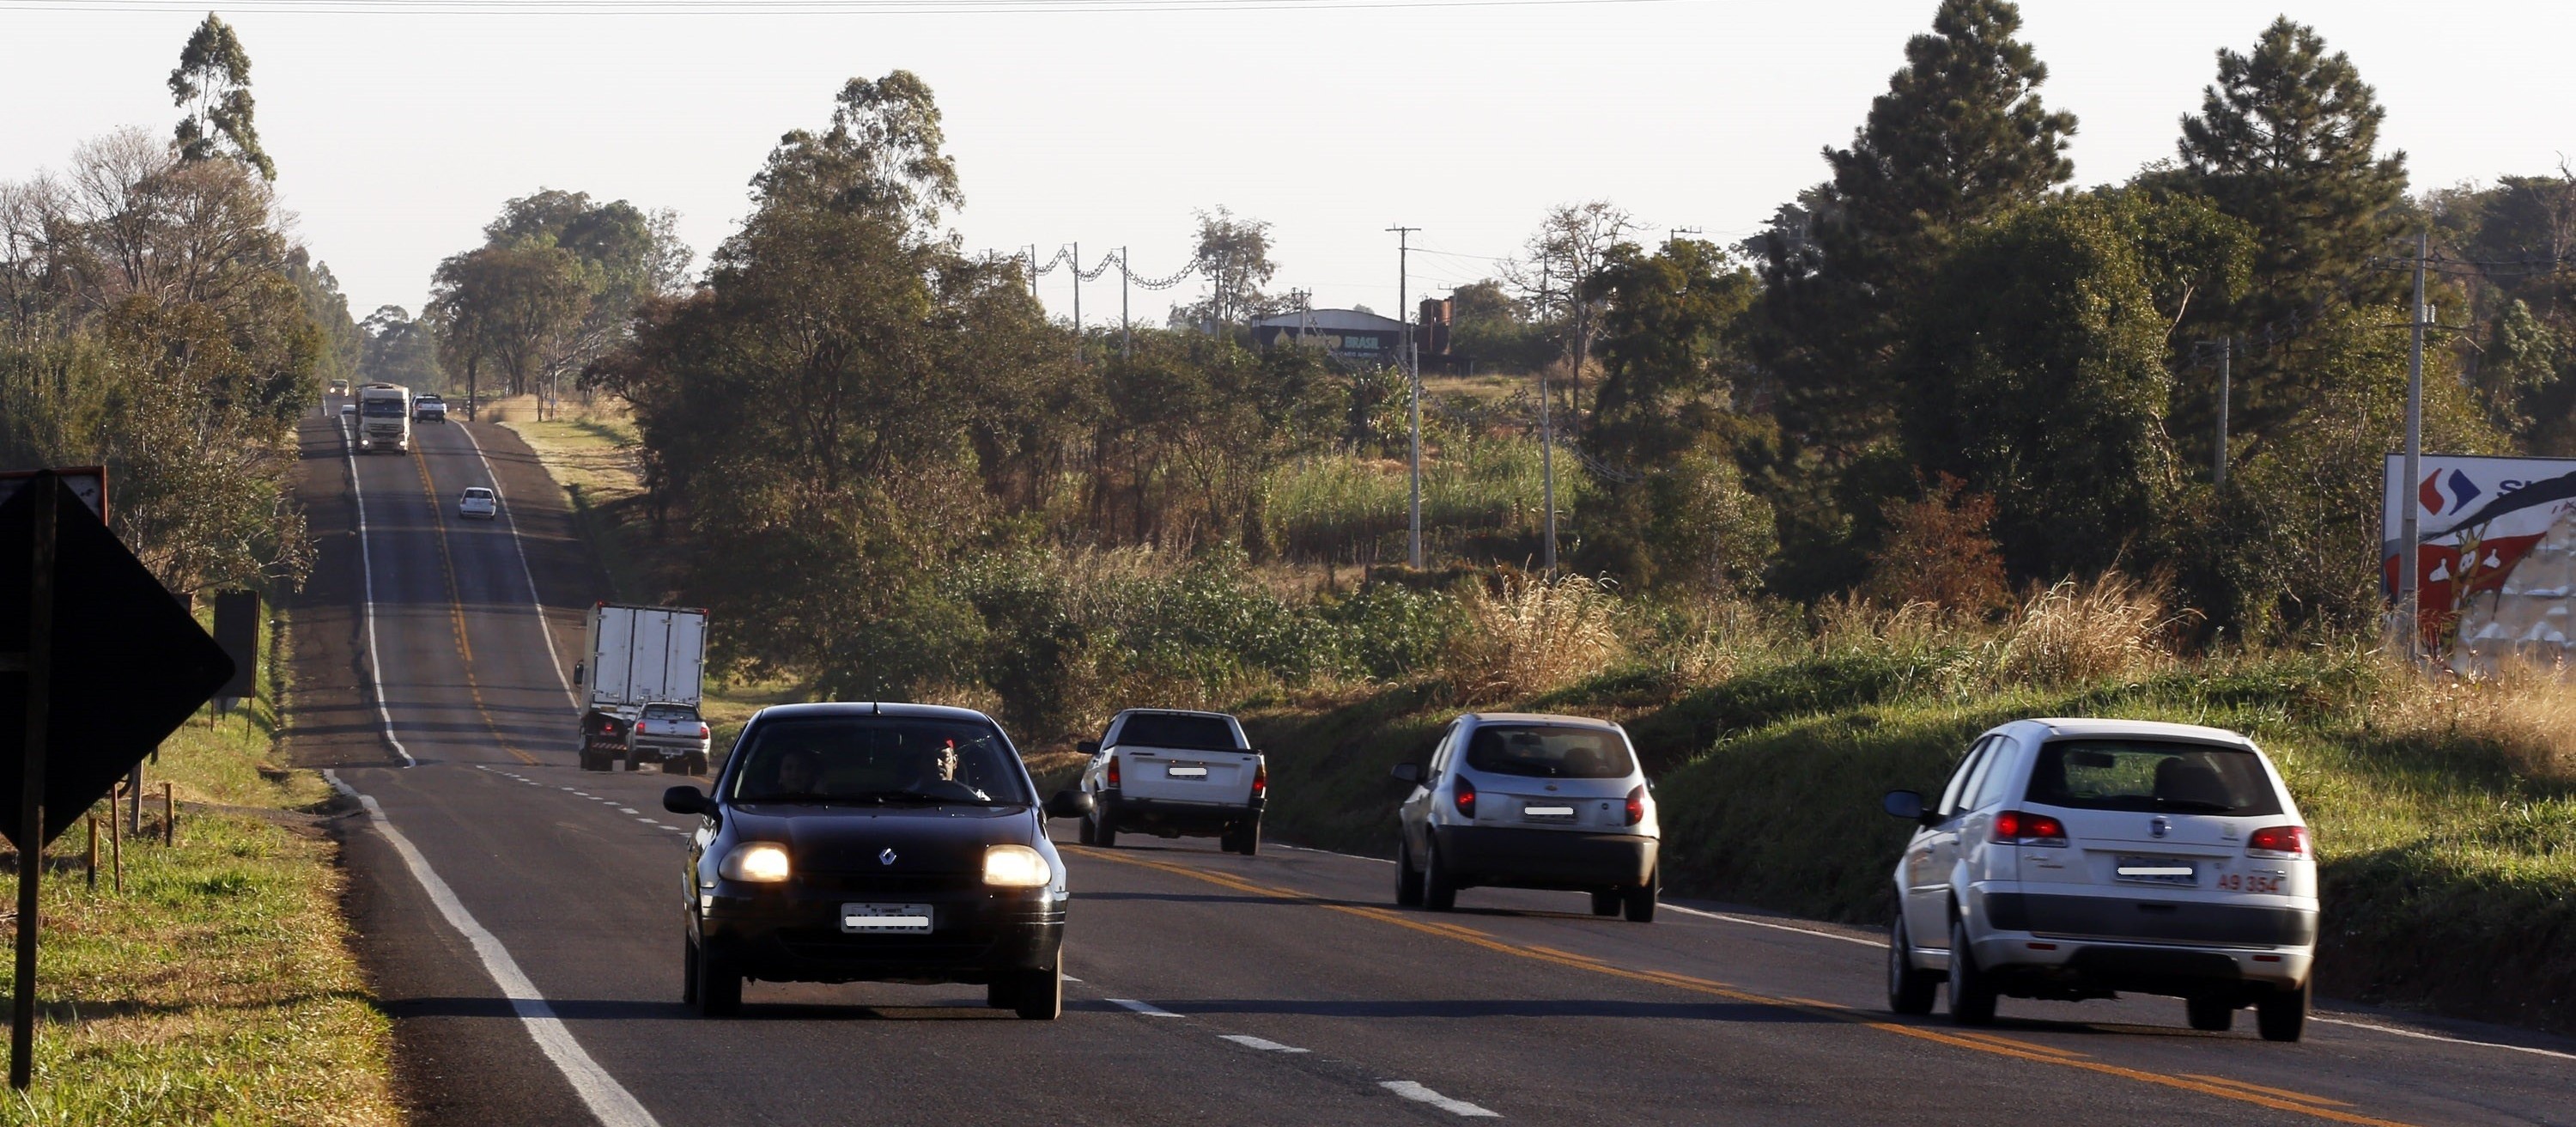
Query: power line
3 0 1688 13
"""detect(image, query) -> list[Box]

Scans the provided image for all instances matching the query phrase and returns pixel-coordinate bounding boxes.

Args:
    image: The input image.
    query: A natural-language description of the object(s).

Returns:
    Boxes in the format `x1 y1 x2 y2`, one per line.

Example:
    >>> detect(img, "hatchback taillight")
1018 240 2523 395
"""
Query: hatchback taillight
1992 810 2068 846
2247 825 2308 858
1453 776 1476 819
1252 762 1267 801
1625 785 1646 826
1105 753 1121 789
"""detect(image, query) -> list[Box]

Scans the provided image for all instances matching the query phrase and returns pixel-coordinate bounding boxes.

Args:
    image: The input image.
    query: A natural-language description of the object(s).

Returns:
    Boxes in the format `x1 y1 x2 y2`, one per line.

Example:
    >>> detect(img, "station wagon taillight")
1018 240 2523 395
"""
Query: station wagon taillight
1105 753 1121 789
2247 825 2308 858
1453 776 1476 819
1625 785 1645 826
1991 810 2067 847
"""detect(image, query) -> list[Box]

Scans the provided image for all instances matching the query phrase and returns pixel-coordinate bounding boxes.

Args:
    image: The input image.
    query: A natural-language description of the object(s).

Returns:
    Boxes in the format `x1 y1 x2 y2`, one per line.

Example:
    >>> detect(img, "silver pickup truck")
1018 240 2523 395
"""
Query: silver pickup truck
1077 710 1266 855
625 701 711 775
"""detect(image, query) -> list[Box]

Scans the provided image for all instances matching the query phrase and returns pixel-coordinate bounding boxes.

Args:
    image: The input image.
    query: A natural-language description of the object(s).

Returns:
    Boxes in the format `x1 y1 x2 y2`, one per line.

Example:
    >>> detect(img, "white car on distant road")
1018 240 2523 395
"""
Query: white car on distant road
1880 718 2317 1040
414 394 448 423
457 486 497 520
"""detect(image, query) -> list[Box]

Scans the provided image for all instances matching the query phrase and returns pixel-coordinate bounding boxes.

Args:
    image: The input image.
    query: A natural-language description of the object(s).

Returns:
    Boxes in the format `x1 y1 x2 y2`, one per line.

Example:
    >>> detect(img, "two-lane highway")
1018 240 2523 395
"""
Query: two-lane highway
286 409 2576 1126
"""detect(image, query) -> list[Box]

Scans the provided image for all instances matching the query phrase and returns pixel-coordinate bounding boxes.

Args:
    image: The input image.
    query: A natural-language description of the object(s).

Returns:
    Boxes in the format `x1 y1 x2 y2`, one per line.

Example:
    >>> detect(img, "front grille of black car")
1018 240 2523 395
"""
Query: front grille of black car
799 871 979 895
775 928 997 962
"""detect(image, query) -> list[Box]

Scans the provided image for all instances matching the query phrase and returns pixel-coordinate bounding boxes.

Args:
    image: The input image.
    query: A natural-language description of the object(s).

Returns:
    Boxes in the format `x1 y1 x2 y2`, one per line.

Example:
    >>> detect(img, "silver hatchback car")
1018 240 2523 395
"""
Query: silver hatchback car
1391 713 1661 922
1880 718 2318 1040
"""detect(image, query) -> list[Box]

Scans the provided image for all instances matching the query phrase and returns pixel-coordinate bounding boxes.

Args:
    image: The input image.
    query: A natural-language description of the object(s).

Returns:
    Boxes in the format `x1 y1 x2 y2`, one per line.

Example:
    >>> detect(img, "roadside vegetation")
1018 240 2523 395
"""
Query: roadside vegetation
0 613 395 1126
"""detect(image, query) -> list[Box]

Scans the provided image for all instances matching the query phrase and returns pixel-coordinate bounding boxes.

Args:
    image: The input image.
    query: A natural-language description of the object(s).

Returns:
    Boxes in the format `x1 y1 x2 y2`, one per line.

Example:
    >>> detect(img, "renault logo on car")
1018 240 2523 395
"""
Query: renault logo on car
878 848 897 866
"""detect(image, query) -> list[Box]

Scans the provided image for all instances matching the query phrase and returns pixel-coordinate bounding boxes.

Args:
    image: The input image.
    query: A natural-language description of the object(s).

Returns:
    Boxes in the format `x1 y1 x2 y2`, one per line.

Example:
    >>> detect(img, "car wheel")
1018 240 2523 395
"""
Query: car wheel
1422 838 1458 912
1234 815 1261 856
1622 868 1658 923
2186 996 2236 1033
2256 978 2308 1043
624 751 642 772
1947 917 1997 1026
1075 806 1097 846
1011 957 1063 1020
1394 838 1425 907
694 944 741 1017
985 978 1019 1010
1886 912 1940 1016
682 936 700 1006
1093 801 1118 849
1590 890 1620 917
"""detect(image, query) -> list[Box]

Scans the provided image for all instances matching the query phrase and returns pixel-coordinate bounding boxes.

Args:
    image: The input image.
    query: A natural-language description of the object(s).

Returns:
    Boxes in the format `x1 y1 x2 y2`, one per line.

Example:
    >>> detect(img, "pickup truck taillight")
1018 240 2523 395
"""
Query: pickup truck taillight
1105 753 1121 789
1252 762 1267 801
696 723 709 740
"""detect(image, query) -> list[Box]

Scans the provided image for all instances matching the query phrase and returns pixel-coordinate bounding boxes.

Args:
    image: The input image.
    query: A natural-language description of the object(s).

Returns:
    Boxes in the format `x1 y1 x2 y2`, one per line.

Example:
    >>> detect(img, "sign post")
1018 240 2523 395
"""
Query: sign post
0 471 233 1090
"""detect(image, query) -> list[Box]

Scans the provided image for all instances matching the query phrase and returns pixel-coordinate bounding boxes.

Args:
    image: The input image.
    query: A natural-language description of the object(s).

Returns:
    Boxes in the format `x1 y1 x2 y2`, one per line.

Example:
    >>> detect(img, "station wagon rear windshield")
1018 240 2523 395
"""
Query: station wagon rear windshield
1115 714 1237 752
1464 725 1635 779
728 717 1031 806
2023 740 2282 816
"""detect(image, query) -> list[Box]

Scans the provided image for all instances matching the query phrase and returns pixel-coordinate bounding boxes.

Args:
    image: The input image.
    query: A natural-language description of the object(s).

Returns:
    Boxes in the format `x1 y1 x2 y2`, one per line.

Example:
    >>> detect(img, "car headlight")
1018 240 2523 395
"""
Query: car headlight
719 842 792 883
982 844 1050 888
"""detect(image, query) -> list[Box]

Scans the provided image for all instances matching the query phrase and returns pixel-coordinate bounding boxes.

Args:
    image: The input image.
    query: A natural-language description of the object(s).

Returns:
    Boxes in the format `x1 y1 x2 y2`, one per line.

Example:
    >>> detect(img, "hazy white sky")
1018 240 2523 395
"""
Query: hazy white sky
6 0 2572 324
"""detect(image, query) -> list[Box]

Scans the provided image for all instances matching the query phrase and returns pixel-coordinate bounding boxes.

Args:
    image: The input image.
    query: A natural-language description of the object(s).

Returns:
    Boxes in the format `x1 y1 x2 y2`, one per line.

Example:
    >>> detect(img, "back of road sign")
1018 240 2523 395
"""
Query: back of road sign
0 477 234 850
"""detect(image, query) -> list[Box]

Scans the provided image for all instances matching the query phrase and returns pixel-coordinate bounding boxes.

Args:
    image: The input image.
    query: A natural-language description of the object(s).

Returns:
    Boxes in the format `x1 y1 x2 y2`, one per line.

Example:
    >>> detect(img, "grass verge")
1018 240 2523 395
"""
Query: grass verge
0 609 396 1125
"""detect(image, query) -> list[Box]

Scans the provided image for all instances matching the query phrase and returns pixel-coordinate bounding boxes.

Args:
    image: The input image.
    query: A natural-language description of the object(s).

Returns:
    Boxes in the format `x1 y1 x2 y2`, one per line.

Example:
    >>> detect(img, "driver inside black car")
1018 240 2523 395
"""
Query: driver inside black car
913 740 990 801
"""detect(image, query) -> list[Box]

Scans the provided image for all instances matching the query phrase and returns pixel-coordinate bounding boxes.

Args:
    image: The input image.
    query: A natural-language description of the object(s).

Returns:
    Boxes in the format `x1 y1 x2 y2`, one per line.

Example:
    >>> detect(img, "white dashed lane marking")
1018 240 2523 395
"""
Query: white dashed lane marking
1220 1034 1310 1054
1381 1081 1500 1118
1105 998 1181 1017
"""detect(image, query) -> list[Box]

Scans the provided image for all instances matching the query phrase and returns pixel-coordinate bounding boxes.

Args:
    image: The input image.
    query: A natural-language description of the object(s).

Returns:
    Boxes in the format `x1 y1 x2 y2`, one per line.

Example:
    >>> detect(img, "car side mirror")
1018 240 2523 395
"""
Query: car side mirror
1045 789 1095 819
1077 740 1100 756
1881 789 1928 824
1389 762 1422 786
663 785 711 816
572 661 585 686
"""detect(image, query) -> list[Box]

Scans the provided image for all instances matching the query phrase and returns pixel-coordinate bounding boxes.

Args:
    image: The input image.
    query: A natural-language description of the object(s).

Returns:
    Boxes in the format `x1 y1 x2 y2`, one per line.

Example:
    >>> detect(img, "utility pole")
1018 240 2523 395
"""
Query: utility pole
1389 225 1423 569
1071 242 1082 338
2398 230 2428 661
1119 247 1131 361
1535 262 1558 576
2203 336 2232 487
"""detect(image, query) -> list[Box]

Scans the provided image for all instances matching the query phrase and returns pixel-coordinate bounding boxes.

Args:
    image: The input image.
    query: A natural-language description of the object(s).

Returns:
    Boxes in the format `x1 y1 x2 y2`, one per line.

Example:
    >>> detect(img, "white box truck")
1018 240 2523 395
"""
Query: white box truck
574 602 708 772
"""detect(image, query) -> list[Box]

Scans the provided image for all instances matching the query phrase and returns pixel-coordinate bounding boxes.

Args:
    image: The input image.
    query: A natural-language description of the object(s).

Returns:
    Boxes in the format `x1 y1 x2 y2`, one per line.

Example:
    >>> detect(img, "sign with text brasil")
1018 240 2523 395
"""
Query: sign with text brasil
0 476 233 850
2381 453 2576 637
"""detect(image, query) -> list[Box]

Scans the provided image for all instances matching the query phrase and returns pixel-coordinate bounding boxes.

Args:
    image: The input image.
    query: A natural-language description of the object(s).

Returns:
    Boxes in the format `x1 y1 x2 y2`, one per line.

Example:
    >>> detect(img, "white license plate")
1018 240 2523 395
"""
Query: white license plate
2115 856 2196 886
840 903 933 933
1166 765 1208 778
1522 805 1576 820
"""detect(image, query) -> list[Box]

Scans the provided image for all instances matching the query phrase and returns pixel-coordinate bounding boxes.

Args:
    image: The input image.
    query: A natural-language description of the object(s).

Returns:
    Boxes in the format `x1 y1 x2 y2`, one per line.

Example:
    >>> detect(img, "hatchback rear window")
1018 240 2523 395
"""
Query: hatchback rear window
1115 714 1238 752
1464 725 1635 779
2024 740 2281 816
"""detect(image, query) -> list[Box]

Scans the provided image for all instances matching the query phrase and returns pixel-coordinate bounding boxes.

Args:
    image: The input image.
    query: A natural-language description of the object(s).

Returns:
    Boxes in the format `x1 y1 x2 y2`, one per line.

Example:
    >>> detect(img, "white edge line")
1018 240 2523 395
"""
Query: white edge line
1379 1081 1499 1118
1662 903 1886 948
1219 1034 1311 1054
2309 1016 2576 1063
1278 844 1395 865
456 422 577 710
326 771 659 1127
1105 997 1181 1017
340 415 416 768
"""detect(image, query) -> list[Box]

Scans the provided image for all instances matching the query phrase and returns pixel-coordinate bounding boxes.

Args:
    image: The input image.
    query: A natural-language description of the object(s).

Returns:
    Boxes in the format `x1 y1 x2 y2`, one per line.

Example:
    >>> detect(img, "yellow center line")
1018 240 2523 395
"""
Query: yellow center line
413 448 539 766
1065 845 2414 1127
2184 1074 2356 1108
1949 1029 2091 1060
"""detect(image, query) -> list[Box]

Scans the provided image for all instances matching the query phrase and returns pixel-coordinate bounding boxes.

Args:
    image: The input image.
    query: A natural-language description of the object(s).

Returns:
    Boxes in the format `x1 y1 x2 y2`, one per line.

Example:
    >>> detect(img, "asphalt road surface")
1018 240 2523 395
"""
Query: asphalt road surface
283 408 2576 1126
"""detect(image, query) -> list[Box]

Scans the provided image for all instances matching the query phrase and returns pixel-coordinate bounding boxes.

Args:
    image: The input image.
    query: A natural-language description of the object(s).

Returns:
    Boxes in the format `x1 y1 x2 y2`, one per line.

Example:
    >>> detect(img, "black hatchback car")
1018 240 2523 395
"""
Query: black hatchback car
662 703 1092 1019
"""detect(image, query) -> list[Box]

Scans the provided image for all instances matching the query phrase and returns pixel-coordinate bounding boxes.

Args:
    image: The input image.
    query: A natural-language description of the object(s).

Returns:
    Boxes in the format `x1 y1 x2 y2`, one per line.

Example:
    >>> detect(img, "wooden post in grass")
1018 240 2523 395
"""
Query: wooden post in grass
161 783 173 847
108 787 119 895
84 815 94 892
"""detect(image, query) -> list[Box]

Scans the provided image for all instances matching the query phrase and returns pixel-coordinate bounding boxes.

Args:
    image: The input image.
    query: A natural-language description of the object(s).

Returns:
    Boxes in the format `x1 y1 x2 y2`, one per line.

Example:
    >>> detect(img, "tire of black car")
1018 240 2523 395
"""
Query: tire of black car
1011 957 1062 1020
682 936 700 1006
694 944 741 1017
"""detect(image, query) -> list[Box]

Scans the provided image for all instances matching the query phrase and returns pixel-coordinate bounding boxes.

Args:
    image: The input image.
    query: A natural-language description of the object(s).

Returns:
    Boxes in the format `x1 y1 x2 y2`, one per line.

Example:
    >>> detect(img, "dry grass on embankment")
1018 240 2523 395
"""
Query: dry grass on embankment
1237 579 2576 1034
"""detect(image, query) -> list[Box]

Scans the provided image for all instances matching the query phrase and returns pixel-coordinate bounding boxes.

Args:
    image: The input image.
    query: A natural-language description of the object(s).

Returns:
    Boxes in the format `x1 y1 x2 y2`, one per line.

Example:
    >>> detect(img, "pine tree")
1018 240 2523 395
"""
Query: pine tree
2176 17 2408 328
168 14 274 180
1764 0 2075 455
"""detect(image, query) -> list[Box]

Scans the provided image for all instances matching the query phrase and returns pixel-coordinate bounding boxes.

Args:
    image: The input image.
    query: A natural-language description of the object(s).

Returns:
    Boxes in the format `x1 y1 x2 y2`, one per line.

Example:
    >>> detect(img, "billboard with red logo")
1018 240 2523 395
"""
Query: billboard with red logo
2382 453 2576 640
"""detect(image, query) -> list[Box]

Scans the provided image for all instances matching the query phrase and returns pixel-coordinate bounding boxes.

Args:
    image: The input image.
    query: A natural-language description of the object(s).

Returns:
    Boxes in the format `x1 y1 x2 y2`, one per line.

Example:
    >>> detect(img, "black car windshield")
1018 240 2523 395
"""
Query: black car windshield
361 399 404 417
1114 713 1238 752
2024 740 2282 815
1464 724 1635 779
727 716 1031 806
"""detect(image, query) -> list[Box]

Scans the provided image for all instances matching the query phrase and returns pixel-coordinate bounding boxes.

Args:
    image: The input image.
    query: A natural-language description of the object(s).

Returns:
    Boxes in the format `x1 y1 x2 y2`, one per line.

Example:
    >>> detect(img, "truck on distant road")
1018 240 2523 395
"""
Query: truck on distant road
574 602 708 772
355 382 412 454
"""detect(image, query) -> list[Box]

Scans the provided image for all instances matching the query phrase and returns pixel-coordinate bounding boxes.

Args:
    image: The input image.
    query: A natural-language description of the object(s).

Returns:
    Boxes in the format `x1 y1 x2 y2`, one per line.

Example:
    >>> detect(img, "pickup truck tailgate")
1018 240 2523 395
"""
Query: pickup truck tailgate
1118 750 1260 805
